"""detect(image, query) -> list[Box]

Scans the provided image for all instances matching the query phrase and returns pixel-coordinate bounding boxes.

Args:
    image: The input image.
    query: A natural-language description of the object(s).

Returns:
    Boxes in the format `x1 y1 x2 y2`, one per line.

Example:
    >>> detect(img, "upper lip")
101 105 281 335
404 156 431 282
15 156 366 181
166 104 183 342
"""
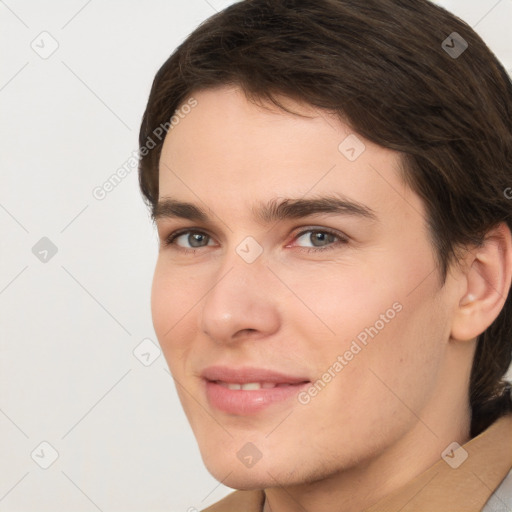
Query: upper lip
201 366 310 384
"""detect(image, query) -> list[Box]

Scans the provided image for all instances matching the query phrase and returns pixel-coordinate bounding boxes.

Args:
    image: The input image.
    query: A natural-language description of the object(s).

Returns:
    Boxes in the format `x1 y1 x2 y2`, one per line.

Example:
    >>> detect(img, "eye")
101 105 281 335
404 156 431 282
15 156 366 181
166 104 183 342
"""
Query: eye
292 228 348 252
163 230 215 251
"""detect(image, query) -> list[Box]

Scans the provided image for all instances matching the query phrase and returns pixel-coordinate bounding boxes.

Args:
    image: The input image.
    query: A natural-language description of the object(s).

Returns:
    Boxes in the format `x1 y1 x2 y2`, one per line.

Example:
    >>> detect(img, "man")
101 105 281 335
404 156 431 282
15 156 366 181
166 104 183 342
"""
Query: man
138 0 512 510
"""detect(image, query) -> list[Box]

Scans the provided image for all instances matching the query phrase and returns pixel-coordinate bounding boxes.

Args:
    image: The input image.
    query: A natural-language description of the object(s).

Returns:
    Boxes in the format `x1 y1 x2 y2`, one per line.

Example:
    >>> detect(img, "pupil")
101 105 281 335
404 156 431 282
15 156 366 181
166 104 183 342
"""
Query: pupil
312 232 333 246
189 233 207 247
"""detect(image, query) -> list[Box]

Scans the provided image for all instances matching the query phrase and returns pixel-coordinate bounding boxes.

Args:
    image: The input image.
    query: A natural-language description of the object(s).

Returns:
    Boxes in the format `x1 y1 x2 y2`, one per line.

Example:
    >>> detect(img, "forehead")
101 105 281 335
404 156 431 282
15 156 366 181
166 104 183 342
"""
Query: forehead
157 85 421 225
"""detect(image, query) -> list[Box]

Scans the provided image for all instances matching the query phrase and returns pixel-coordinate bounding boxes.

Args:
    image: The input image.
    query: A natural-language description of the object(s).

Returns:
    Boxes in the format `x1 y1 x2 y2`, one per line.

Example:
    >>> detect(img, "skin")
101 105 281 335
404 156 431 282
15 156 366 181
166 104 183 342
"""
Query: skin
151 85 512 512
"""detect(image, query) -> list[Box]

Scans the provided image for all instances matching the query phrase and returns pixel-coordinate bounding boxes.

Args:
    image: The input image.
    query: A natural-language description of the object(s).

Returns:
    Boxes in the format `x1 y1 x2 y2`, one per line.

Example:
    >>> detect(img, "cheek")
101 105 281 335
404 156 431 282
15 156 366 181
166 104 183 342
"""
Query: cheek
324 282 446 421
150 263 173 342
150 262 198 363
275 259 401 345
287 249 447 406
294 297 447 463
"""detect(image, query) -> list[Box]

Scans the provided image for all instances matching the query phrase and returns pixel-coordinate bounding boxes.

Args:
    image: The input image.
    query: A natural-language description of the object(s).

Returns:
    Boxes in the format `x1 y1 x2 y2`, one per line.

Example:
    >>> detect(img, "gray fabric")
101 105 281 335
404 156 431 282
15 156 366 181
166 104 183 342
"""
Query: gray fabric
481 469 512 511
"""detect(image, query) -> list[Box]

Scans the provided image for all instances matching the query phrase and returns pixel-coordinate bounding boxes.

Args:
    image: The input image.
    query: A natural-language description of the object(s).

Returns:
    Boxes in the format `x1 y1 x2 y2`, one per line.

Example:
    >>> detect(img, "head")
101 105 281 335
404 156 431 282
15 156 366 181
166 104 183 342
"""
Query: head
139 0 512 490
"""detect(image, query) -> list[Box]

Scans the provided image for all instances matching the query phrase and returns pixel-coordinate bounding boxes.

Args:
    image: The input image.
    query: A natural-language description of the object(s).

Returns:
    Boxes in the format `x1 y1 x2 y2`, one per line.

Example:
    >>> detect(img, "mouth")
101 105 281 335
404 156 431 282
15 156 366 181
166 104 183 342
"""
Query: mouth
213 381 303 390
201 366 311 415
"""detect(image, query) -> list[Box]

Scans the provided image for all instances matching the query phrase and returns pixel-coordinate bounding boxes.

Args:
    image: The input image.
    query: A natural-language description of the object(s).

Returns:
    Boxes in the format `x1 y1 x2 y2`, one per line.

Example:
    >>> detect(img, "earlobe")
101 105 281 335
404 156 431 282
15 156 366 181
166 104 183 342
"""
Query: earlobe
451 223 512 342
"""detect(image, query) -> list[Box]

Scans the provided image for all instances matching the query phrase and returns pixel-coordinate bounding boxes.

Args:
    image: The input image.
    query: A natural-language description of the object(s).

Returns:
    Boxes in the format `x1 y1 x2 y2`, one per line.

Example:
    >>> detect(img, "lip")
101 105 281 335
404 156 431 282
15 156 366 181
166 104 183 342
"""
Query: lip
201 365 310 384
201 365 311 415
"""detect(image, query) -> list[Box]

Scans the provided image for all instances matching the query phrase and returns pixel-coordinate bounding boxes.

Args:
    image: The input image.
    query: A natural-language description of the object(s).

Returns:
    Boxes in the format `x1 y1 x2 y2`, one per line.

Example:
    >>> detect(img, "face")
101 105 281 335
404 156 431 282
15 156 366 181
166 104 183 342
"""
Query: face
151 85 456 489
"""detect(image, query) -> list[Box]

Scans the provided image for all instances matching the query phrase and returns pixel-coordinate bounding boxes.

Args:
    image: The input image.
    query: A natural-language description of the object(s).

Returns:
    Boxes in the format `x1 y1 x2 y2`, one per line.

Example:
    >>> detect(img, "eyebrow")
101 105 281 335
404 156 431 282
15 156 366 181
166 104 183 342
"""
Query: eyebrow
153 195 378 225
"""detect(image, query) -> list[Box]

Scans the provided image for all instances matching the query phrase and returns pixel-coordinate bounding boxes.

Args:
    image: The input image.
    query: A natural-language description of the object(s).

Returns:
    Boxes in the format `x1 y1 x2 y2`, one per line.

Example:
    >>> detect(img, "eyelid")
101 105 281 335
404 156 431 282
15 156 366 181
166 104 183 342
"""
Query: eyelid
162 225 349 253
286 226 349 252
163 227 218 247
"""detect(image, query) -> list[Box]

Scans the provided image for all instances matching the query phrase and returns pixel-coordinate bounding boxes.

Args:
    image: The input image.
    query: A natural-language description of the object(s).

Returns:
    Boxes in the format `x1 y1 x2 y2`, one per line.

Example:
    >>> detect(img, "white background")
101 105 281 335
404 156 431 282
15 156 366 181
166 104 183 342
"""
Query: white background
1 1 511 511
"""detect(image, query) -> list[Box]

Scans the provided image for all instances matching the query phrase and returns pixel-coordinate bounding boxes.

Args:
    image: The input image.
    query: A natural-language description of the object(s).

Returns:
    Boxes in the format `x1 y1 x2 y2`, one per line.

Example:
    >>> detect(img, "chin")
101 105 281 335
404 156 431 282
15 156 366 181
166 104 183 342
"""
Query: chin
200 448 278 488
203 450 319 491
205 464 273 490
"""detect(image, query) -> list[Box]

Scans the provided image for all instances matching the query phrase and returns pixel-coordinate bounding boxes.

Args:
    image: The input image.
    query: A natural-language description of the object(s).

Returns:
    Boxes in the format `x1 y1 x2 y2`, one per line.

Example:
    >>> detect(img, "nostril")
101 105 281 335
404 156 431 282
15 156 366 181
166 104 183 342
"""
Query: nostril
236 328 258 337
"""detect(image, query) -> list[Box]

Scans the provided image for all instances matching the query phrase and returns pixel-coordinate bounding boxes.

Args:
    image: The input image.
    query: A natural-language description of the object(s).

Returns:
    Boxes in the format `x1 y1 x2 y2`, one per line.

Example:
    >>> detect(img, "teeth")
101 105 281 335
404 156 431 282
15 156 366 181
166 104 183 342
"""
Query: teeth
217 382 278 390
241 382 261 390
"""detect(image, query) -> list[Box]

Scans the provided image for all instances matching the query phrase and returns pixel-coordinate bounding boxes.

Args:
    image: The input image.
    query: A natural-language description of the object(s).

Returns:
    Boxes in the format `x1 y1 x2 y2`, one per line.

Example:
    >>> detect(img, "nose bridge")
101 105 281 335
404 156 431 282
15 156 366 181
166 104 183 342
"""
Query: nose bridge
199 244 279 343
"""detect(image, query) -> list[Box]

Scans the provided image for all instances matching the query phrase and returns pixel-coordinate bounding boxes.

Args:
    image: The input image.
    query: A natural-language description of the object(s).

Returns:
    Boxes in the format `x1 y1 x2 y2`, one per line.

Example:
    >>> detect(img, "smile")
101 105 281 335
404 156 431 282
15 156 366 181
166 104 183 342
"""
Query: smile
201 366 311 415
215 381 301 390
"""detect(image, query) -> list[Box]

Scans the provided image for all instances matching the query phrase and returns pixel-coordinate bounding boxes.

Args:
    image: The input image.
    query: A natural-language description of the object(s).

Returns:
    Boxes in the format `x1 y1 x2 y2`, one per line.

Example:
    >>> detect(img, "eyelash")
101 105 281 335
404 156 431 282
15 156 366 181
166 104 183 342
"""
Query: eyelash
162 227 348 254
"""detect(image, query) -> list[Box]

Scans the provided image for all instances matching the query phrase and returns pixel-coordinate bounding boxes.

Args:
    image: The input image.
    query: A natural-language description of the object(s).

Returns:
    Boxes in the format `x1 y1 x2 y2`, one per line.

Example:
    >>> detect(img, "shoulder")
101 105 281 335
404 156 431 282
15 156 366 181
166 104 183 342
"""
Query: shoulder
201 489 265 512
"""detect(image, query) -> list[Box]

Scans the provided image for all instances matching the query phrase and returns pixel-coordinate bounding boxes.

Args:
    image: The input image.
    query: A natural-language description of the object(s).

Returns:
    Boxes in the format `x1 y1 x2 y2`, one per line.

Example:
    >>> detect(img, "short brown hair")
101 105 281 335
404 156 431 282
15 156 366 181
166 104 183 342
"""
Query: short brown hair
138 0 512 436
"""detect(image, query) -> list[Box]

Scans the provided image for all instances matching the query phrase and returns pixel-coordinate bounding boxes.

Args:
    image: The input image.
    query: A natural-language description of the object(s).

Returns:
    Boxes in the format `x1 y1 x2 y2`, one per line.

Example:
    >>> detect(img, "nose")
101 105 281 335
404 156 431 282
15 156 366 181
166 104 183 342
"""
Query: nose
199 252 281 344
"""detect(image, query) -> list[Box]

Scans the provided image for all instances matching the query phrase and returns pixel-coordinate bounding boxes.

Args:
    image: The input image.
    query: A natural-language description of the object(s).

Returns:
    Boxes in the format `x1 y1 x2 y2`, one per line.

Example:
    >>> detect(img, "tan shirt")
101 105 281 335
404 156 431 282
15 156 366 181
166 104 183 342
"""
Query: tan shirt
202 413 512 512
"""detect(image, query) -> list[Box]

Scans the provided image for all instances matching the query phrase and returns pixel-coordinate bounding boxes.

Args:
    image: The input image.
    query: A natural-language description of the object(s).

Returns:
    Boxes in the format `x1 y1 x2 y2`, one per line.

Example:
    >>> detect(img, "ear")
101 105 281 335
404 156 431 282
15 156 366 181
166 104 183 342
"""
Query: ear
451 222 512 342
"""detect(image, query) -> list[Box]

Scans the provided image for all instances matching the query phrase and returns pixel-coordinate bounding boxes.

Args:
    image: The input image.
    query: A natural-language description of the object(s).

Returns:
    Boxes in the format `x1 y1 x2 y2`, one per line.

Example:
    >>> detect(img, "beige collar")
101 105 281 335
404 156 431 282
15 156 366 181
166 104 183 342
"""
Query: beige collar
202 413 512 512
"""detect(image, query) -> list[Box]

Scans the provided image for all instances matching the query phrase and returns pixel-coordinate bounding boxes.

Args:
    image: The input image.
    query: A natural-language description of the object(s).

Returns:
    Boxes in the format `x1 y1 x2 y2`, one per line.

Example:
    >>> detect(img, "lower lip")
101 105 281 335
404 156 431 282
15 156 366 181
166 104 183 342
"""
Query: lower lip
205 380 310 415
